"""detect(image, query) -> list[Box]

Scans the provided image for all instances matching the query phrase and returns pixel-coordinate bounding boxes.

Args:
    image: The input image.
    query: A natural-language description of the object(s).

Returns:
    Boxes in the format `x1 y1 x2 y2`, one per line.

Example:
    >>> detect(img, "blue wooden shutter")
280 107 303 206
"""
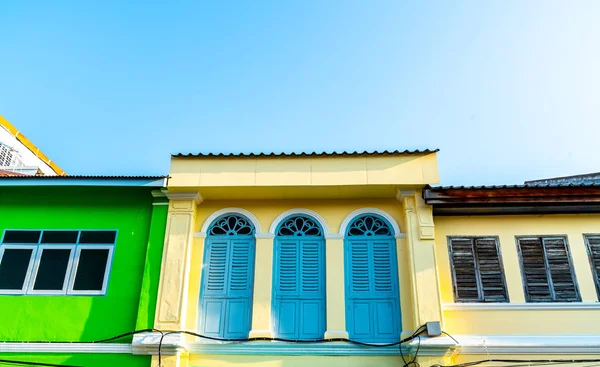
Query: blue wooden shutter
298 239 325 339
273 240 299 338
224 239 254 338
199 238 255 338
369 239 399 341
199 239 229 337
273 237 325 340
345 238 400 343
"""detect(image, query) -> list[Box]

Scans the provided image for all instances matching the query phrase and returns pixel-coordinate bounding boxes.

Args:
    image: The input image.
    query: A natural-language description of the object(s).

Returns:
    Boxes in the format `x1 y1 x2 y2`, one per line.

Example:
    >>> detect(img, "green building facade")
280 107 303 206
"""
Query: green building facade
0 176 168 367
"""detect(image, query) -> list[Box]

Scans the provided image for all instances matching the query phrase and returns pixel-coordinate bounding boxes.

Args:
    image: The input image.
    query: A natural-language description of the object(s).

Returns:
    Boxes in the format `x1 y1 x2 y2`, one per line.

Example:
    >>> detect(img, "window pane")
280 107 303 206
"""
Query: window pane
41 231 78 244
33 249 71 290
0 249 33 290
79 231 116 244
73 249 110 291
3 231 41 244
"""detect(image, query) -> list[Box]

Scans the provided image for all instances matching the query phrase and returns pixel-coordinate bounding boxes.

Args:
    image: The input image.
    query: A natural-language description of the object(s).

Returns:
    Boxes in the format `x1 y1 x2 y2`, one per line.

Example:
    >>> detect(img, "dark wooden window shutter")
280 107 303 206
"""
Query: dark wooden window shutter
448 237 508 302
584 235 600 299
517 237 580 302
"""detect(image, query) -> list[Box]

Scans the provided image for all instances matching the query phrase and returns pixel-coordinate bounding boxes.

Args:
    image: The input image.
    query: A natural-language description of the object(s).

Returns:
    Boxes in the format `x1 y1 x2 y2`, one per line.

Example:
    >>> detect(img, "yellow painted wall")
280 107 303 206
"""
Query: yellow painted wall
184 198 417 335
188 354 411 367
435 214 600 335
169 154 439 190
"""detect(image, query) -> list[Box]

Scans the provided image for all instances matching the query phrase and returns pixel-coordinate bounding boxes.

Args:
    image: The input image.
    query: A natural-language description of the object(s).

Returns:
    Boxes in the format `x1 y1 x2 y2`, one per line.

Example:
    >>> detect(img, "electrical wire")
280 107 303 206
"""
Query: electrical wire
154 327 430 367
434 359 600 367
442 331 459 345
400 326 427 367
0 359 81 367
5 326 600 367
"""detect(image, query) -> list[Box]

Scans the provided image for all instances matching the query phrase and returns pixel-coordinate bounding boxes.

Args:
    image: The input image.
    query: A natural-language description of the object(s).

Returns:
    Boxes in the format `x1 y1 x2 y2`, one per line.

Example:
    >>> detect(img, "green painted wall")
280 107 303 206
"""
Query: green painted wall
0 186 167 343
0 353 150 367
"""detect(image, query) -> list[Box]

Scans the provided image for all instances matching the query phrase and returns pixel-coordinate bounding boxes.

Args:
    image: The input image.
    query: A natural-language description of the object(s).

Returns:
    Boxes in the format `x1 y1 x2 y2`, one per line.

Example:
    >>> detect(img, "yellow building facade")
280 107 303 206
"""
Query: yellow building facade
141 151 600 367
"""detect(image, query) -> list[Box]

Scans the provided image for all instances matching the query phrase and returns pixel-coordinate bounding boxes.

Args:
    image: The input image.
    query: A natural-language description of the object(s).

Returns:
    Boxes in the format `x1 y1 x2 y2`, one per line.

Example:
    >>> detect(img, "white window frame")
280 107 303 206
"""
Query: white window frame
27 245 76 295
67 245 114 295
0 245 38 294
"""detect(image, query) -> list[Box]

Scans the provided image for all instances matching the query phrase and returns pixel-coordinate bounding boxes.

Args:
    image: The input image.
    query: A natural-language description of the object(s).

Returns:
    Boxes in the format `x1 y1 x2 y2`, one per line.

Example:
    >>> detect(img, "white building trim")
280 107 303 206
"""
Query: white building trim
444 302 600 311
129 332 600 356
338 208 404 239
197 208 263 237
451 334 600 354
269 209 333 238
0 343 131 353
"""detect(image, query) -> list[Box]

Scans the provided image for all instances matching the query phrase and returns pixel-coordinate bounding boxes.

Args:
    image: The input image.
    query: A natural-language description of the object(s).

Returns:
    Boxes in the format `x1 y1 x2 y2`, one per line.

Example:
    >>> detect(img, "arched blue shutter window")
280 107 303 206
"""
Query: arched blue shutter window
272 215 326 339
344 214 401 342
198 214 256 339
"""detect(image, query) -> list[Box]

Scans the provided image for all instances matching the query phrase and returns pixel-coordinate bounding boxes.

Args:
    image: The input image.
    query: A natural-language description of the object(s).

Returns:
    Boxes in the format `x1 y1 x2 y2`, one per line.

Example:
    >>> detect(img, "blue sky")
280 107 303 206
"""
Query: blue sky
1 1 599 185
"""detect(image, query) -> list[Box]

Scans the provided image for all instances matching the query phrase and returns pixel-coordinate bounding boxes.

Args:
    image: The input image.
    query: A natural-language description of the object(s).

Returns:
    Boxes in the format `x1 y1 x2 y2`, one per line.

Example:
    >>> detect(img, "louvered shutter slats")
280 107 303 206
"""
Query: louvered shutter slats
301 241 321 293
277 241 298 293
519 238 551 301
206 242 228 294
349 242 370 293
586 236 600 298
372 242 393 292
449 239 479 301
544 238 579 301
518 237 580 302
229 242 251 293
449 237 508 302
475 238 507 302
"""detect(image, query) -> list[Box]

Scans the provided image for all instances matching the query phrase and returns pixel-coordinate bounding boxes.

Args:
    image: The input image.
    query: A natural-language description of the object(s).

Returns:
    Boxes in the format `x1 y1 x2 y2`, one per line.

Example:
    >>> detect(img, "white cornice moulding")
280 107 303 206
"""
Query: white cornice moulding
453 334 600 354
187 341 417 356
0 343 131 354
396 190 416 201
444 302 600 311
151 189 168 198
132 332 187 355
164 191 203 204
128 333 600 356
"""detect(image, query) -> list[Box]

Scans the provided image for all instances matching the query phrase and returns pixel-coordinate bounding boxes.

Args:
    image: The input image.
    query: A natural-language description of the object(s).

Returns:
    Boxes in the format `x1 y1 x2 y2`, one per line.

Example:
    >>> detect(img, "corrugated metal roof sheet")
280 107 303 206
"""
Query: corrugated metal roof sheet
172 149 439 158
525 172 600 185
0 175 168 179
427 182 600 190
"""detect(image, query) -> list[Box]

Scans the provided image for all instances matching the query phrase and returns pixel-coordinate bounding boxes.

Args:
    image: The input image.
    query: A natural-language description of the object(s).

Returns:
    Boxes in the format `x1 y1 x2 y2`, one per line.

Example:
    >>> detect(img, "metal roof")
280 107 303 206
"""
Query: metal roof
172 149 439 158
427 182 600 190
525 172 600 186
0 175 168 187
0 175 167 179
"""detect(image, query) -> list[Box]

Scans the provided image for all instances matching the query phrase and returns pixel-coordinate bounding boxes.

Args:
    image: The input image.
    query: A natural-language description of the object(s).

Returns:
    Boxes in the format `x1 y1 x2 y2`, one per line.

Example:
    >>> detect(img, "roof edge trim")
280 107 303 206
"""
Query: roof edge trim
171 149 439 158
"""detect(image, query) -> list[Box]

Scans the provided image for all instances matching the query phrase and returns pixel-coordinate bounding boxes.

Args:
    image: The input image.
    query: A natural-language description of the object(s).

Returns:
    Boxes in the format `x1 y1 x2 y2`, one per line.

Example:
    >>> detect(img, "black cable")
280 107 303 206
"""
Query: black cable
91 325 430 348
0 359 81 367
410 336 421 367
400 326 428 367
442 331 459 345
436 359 600 367
91 328 158 344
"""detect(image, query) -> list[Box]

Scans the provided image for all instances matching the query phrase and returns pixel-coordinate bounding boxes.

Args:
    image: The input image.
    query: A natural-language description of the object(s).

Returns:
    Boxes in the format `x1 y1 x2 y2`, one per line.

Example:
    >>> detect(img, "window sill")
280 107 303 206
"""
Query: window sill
443 302 600 311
